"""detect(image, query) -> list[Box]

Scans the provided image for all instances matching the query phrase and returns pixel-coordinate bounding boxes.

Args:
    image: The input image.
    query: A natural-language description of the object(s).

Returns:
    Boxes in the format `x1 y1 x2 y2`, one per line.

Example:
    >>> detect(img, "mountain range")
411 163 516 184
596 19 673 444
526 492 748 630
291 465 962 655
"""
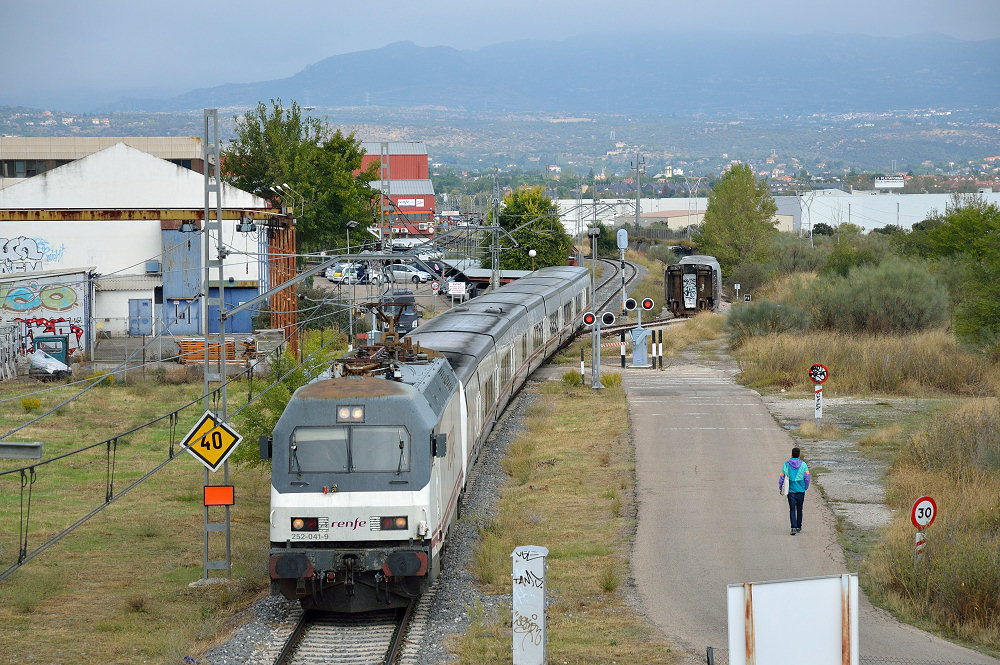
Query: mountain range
110 32 1000 116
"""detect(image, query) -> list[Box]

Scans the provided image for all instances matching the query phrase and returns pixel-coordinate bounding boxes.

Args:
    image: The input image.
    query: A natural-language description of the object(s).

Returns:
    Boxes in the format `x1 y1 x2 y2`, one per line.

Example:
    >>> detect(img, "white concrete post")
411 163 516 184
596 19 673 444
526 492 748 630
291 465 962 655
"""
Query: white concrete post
511 545 548 665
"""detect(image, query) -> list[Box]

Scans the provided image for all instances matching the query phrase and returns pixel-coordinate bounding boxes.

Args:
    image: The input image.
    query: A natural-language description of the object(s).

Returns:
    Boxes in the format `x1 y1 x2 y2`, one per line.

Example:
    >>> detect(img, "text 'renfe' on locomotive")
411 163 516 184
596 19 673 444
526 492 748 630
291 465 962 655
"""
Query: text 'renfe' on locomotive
261 266 591 612
664 254 722 317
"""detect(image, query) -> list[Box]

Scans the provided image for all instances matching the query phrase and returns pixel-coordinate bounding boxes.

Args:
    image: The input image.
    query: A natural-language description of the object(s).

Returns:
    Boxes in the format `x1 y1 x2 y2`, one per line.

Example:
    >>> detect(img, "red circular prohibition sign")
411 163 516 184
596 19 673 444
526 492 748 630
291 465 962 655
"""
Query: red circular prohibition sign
911 495 937 529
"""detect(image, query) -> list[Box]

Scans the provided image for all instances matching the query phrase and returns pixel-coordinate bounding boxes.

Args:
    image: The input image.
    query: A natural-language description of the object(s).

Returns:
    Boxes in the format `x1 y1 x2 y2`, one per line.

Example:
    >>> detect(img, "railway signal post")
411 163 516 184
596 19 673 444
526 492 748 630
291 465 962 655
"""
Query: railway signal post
617 229 628 315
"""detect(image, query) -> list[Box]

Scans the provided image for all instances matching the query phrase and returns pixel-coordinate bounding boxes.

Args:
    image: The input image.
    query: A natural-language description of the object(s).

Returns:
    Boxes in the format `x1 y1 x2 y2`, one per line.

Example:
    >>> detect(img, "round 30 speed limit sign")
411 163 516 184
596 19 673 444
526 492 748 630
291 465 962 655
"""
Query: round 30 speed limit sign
911 495 937 529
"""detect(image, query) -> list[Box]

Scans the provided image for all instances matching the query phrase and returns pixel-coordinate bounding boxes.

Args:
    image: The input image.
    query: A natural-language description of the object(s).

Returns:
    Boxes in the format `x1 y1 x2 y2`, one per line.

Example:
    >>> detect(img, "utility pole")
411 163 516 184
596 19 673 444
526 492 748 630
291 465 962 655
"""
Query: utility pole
201 108 231 581
490 167 502 291
632 151 645 229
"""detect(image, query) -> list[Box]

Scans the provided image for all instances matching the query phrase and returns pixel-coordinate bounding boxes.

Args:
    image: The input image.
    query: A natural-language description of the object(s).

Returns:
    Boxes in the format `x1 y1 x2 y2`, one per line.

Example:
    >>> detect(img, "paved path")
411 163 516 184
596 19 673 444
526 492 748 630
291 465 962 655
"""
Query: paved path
626 353 999 664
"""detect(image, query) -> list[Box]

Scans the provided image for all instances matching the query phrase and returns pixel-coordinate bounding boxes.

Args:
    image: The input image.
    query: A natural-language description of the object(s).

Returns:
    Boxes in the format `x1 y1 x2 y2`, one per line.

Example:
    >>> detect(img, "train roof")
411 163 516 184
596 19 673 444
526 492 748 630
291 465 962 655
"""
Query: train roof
677 255 720 268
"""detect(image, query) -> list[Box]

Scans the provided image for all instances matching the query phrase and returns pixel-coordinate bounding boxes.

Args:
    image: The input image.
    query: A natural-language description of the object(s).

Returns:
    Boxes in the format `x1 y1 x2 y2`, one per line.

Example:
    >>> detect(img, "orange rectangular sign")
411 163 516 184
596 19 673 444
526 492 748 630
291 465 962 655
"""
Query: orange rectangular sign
204 485 234 506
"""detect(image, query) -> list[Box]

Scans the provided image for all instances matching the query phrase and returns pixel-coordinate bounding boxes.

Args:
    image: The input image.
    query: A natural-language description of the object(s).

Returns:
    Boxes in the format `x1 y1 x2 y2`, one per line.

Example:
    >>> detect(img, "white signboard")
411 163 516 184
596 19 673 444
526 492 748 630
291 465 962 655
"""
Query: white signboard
682 273 697 309
874 176 905 189
397 198 425 207
728 574 859 665
447 281 467 296
815 384 823 420
512 546 548 665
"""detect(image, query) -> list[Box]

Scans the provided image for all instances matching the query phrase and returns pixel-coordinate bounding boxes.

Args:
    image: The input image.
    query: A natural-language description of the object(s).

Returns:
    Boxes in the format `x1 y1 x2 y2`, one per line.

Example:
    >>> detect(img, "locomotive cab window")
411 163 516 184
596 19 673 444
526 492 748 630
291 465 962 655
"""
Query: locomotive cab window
290 426 410 473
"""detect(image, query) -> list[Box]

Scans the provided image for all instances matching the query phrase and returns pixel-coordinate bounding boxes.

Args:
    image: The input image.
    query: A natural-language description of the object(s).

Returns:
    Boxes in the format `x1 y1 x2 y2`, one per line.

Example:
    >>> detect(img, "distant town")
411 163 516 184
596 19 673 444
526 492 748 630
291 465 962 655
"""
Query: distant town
3 103 999 204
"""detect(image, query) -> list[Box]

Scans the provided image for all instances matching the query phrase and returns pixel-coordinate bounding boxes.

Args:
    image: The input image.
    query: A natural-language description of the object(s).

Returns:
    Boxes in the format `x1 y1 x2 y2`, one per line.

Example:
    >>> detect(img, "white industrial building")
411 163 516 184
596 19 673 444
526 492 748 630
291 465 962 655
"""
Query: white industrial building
557 190 1000 236
0 142 275 357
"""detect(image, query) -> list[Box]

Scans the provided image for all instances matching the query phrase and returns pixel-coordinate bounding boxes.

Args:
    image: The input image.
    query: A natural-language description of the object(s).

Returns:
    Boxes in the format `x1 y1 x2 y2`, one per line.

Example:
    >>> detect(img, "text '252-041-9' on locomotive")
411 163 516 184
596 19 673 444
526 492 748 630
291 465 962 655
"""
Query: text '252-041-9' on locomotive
664 255 722 317
261 266 591 612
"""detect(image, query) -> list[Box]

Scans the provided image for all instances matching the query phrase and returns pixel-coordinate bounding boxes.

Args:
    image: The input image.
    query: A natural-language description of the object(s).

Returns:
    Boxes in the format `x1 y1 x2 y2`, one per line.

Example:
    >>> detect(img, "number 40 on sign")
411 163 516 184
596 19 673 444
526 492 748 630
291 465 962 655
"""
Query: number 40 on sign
180 411 243 472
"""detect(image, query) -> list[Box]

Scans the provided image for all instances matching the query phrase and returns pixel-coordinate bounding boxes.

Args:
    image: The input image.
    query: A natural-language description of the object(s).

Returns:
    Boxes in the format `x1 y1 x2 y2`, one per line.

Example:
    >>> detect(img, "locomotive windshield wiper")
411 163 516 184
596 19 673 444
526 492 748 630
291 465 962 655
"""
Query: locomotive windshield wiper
396 439 405 475
290 443 302 475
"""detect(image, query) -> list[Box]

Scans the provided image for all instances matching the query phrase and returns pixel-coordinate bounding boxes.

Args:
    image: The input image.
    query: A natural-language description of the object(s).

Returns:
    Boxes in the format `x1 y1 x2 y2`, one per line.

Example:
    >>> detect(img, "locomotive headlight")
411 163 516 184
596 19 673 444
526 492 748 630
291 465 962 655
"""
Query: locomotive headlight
337 405 365 423
291 517 319 531
380 516 408 531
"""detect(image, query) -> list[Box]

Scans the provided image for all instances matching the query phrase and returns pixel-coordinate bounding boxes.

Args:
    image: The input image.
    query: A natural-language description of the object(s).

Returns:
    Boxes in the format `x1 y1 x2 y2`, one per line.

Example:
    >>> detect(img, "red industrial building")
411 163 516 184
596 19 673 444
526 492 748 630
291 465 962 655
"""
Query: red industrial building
360 142 436 245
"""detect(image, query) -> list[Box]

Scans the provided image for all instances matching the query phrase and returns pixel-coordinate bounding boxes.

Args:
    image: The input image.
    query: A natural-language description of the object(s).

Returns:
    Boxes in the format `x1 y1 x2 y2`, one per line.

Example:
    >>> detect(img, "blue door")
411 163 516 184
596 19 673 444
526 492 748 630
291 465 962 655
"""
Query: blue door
128 299 153 336
208 287 255 334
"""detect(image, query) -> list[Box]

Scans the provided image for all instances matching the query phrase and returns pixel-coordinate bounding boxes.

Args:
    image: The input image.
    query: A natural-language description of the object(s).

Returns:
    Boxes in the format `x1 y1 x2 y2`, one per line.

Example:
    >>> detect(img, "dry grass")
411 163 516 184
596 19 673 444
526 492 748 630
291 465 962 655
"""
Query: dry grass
734 329 998 396
456 381 675 664
0 331 341 664
862 399 1000 651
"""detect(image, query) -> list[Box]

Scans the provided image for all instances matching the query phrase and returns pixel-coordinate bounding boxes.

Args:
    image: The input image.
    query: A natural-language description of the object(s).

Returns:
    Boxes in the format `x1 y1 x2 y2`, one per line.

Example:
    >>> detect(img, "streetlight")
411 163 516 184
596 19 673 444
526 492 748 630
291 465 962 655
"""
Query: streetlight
346 220 358 350
528 249 536 271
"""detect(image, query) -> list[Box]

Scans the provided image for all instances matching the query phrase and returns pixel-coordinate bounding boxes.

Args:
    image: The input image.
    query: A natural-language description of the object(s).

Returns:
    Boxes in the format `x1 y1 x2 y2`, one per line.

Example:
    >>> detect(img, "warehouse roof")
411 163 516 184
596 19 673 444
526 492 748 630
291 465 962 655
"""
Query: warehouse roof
369 179 435 196
360 141 427 156
0 142 267 210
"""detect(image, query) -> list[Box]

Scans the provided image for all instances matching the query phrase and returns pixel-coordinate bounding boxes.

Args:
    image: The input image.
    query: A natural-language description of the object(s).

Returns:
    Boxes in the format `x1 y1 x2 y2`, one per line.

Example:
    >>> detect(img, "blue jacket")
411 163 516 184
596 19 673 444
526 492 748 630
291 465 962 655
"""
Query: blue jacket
779 458 810 493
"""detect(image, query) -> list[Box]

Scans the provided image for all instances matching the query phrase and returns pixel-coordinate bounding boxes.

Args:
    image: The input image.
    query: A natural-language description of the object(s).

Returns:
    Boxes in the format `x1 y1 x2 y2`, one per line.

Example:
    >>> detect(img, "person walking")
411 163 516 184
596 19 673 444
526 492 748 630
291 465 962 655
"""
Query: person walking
779 447 810 535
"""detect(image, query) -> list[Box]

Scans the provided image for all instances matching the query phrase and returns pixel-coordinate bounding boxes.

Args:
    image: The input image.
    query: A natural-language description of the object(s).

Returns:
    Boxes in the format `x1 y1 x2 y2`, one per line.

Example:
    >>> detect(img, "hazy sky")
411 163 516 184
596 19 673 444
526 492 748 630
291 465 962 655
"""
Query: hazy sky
4 0 1000 108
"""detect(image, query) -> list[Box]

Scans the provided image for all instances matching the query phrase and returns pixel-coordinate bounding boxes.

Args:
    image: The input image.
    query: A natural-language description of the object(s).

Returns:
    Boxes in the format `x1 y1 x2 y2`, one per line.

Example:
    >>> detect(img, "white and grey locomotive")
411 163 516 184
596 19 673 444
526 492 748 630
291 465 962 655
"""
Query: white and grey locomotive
261 266 591 612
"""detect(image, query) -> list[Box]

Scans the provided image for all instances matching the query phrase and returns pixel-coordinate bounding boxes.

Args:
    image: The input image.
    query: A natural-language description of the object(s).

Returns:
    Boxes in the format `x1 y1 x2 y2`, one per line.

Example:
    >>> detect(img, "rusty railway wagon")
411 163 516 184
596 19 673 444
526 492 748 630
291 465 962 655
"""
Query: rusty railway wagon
664 254 722 316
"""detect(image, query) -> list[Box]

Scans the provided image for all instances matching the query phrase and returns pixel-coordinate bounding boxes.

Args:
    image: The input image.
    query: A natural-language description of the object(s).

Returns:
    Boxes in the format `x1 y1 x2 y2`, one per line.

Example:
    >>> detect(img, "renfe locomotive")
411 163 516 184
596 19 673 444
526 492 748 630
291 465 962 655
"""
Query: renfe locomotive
261 266 591 612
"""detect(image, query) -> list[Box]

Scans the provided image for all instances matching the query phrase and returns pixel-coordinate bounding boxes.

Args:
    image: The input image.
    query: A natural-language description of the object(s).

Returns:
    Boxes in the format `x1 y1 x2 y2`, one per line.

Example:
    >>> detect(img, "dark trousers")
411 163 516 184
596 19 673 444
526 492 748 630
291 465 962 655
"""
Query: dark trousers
787 492 805 529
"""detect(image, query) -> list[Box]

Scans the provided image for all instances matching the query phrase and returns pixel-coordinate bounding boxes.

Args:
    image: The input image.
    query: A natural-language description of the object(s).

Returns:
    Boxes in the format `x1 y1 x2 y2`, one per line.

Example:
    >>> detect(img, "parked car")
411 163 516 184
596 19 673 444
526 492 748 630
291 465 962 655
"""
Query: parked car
390 263 431 283
323 263 345 281
328 262 387 285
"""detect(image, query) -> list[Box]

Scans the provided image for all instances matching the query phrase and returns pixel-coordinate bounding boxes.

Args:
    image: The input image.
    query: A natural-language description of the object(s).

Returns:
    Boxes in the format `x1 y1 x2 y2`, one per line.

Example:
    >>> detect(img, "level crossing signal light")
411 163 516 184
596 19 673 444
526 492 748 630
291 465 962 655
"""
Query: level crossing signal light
601 312 616 326
641 298 654 310
625 298 637 311
583 312 596 326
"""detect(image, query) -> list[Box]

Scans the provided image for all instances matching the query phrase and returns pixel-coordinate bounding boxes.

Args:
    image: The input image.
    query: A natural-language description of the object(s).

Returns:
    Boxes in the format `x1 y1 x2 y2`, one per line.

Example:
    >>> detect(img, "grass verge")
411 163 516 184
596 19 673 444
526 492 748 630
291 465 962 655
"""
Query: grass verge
452 379 675 664
0 331 340 664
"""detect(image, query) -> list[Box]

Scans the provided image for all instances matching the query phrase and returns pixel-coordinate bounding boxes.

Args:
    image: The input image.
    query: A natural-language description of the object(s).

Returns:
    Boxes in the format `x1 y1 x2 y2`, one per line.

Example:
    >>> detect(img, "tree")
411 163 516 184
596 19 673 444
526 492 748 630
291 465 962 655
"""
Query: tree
694 162 778 273
487 188 573 270
222 99 376 252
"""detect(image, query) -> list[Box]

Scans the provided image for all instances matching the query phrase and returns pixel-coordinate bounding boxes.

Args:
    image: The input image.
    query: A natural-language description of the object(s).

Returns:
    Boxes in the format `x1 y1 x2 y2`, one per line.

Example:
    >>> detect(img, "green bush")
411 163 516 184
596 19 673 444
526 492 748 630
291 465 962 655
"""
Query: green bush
85 370 114 387
726 300 809 347
809 257 948 335
561 370 583 387
600 372 622 388
21 397 41 412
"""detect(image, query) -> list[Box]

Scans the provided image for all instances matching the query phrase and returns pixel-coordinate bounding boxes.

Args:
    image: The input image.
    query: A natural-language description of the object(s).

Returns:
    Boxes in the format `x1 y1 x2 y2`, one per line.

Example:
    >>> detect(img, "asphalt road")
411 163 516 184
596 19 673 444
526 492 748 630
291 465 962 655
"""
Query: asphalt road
627 347 999 664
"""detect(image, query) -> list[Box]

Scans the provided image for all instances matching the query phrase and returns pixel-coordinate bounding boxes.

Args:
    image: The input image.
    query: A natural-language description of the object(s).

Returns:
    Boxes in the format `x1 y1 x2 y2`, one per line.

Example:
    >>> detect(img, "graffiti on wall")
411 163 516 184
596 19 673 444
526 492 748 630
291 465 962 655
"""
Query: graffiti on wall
0 236 67 273
16 316 85 354
0 281 78 312
0 274 86 354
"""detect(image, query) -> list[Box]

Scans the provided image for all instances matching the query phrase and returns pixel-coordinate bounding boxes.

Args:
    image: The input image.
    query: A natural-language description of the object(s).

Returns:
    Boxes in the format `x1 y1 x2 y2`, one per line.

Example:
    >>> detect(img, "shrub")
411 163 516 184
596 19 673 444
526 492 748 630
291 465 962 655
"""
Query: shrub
726 300 808 347
85 370 115 387
809 257 949 335
21 397 41 412
561 370 583 387
600 372 622 388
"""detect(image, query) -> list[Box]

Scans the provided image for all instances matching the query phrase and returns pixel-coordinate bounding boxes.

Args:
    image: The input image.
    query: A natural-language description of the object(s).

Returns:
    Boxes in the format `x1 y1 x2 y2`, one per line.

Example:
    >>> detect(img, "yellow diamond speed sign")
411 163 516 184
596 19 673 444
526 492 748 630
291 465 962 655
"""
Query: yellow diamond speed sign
180 411 243 472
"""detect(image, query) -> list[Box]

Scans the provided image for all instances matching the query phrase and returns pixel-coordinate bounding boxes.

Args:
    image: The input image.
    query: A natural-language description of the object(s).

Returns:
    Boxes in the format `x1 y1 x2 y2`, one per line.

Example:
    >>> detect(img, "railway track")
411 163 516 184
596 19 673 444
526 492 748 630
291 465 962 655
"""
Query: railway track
269 603 414 665
582 256 684 338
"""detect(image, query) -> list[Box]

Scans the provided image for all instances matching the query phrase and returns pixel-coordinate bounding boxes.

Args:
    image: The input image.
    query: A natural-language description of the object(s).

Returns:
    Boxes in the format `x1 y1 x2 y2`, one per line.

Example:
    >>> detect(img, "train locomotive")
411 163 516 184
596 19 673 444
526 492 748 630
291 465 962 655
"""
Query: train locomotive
664 254 722 316
262 265 591 612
